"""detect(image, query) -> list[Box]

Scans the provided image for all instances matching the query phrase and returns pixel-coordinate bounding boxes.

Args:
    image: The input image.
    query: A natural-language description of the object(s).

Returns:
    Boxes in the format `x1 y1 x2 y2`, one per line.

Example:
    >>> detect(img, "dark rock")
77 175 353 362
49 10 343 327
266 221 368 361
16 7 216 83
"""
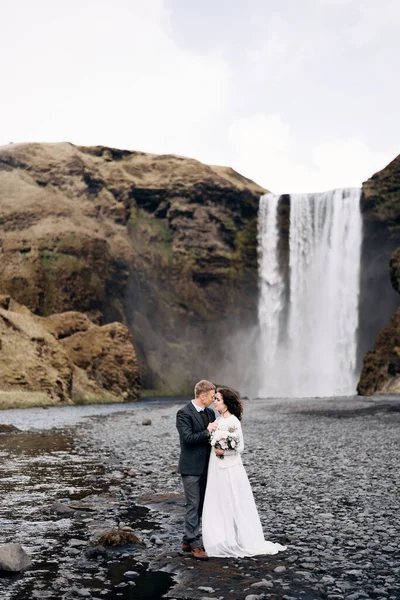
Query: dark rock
0 294 11 310
0 423 20 433
359 148 400 354
358 307 400 394
358 153 400 391
50 501 75 516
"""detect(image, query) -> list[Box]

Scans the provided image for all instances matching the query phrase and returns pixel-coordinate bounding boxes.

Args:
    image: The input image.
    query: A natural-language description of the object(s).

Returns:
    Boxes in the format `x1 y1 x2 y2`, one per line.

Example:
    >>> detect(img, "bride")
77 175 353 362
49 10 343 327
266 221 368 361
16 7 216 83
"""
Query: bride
202 387 287 558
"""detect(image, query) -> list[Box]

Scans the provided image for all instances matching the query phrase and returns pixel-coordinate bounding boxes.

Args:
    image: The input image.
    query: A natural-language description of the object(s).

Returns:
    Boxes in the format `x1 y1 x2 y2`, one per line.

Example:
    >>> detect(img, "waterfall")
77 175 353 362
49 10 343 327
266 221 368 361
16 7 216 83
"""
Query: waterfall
257 194 285 396
258 188 362 397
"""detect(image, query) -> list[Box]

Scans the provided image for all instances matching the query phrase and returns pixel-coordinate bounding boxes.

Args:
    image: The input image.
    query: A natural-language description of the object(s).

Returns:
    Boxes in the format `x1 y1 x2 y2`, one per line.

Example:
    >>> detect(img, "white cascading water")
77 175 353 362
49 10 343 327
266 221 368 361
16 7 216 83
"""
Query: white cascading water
258 194 285 396
258 188 362 397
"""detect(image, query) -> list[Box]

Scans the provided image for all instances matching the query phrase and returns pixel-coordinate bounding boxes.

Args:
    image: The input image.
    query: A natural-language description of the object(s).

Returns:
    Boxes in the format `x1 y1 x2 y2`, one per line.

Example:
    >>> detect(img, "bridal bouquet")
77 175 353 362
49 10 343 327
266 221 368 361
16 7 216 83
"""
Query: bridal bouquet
210 426 239 459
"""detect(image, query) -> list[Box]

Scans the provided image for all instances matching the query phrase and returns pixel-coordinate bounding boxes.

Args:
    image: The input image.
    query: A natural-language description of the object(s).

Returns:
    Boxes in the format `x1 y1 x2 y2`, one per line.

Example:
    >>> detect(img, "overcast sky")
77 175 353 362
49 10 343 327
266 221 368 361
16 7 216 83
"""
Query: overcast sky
1 0 399 193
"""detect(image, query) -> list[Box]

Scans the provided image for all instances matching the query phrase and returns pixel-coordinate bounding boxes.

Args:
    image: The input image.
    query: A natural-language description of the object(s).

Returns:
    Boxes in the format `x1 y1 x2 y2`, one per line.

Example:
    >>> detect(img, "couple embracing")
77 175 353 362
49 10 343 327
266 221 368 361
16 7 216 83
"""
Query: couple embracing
176 380 287 560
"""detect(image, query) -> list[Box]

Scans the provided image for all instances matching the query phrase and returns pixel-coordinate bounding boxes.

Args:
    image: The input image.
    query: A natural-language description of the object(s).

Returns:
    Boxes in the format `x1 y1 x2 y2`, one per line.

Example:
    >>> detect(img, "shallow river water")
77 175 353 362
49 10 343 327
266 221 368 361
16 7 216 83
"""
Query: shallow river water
0 395 399 600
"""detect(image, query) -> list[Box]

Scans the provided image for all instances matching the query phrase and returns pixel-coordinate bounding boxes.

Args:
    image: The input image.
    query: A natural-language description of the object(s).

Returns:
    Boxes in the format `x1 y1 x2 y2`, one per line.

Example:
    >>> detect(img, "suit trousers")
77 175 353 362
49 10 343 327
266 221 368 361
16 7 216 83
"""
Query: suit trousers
181 471 208 548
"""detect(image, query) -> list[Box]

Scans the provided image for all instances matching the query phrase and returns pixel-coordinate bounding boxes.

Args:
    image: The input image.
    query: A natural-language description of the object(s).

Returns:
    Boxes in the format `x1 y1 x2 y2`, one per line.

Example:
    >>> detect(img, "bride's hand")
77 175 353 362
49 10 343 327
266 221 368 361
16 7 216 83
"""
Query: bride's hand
214 448 224 456
207 422 218 433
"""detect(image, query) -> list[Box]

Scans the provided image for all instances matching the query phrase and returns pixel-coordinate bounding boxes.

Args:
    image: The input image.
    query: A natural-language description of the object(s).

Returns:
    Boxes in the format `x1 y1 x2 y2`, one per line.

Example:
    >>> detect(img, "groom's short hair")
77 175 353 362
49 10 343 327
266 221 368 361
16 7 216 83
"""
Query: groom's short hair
194 380 216 398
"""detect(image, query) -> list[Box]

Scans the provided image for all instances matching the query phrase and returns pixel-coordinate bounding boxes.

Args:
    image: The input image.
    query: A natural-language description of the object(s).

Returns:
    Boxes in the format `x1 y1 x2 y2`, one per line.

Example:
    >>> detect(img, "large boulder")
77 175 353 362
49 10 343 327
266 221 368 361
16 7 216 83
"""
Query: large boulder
61 322 140 402
0 142 267 394
0 299 74 405
0 543 32 572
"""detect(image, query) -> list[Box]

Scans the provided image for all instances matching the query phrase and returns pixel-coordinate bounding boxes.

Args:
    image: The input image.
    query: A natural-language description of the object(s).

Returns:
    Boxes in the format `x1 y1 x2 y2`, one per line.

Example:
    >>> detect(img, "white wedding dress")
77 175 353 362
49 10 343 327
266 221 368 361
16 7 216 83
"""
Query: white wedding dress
202 414 287 558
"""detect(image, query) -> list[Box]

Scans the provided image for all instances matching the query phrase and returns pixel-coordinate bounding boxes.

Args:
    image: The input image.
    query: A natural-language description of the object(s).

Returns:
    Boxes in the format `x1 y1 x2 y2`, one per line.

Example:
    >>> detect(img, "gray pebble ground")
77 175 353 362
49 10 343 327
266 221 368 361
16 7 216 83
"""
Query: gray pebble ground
0 396 399 600
83 396 400 599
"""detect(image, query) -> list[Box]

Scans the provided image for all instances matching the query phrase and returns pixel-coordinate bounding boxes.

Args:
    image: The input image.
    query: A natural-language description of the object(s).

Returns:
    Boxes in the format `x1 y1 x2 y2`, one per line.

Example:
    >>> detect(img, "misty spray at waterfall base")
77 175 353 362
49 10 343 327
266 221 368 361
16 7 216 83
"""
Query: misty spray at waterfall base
258 189 362 398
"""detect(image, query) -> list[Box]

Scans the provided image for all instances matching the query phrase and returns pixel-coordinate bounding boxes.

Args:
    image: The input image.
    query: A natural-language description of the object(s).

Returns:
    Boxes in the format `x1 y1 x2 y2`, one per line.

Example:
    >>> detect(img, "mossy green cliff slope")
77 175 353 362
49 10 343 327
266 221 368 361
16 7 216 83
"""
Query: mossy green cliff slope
0 142 267 398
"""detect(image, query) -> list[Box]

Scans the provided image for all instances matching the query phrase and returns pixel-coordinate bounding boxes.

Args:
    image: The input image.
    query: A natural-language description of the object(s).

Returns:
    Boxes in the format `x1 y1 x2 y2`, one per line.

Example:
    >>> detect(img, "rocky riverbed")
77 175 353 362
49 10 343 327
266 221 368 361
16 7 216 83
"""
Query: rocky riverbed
0 396 399 600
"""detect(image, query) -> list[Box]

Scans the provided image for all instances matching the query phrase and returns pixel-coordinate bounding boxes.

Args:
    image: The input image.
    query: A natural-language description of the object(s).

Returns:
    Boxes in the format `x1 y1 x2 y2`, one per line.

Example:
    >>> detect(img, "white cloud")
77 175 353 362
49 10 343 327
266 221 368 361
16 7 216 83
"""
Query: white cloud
228 113 395 193
345 0 400 46
0 0 398 193
0 0 231 157
246 14 307 82
228 113 293 192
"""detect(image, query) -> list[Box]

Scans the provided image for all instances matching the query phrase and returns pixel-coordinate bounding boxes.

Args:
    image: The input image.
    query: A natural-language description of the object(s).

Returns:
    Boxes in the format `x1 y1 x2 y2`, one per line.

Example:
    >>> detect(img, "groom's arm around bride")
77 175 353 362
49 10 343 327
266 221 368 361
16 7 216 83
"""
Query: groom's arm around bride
176 379 216 560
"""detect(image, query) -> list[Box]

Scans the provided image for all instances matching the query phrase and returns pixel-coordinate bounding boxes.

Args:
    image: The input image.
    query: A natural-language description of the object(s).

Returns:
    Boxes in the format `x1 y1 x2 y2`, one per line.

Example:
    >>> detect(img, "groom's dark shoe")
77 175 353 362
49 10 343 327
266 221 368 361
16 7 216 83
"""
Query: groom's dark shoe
191 547 209 560
181 543 191 552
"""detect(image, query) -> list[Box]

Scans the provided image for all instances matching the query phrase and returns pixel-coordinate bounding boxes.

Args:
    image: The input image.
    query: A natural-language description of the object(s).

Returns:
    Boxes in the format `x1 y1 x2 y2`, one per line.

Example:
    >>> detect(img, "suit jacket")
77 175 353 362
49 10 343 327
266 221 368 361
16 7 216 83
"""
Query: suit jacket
176 401 216 475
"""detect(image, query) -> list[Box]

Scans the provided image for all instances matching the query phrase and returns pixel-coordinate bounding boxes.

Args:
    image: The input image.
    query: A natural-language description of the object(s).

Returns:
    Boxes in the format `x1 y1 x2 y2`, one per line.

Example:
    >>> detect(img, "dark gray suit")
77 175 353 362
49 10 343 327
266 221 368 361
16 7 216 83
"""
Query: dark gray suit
176 402 216 548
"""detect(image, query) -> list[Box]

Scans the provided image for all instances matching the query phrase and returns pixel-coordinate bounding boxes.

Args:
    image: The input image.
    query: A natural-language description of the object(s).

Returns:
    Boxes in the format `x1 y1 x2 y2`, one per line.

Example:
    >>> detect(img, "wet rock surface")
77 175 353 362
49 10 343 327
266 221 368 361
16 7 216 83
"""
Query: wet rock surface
0 396 399 599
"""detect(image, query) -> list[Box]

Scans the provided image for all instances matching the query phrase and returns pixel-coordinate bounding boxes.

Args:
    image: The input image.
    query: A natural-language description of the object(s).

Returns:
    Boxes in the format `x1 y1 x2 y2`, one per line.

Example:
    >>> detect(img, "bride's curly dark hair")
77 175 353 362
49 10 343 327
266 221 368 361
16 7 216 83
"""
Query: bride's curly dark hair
217 387 243 421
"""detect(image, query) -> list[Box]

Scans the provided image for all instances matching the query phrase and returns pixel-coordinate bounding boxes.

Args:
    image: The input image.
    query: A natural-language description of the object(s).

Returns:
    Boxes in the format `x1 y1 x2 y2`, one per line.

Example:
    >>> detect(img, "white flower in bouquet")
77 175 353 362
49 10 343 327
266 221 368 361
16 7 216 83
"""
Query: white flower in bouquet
210 425 239 459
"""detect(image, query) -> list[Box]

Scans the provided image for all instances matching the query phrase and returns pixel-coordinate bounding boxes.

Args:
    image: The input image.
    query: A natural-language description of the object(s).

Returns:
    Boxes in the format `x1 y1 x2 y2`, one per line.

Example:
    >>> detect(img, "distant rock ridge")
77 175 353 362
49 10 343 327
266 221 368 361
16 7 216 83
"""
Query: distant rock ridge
0 142 267 401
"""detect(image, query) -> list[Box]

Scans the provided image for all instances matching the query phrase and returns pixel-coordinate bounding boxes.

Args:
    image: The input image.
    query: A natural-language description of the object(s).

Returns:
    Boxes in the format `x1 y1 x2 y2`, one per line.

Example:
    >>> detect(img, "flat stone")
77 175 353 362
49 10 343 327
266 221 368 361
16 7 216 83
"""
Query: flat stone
69 539 87 547
123 571 140 578
198 587 215 593
50 501 75 516
274 565 286 573
71 588 92 598
251 579 273 588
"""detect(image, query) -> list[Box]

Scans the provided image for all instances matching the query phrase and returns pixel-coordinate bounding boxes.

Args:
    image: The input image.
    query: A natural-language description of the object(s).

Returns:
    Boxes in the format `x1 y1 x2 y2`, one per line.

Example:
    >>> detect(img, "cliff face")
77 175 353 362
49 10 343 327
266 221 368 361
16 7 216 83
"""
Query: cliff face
357 307 400 395
0 142 266 395
358 154 400 395
360 155 400 227
358 154 400 365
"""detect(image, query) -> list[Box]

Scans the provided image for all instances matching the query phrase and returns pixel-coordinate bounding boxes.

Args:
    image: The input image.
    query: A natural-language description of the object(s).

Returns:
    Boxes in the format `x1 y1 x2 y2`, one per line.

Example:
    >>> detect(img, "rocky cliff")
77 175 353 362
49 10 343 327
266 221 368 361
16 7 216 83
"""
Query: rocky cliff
358 154 400 365
358 154 400 394
0 142 266 398
0 295 140 407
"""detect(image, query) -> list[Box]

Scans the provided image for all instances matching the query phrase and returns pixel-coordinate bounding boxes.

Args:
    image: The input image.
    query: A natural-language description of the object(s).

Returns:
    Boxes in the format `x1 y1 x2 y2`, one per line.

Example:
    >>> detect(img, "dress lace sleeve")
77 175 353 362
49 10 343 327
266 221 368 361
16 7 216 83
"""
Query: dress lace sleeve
236 419 244 453
224 417 244 456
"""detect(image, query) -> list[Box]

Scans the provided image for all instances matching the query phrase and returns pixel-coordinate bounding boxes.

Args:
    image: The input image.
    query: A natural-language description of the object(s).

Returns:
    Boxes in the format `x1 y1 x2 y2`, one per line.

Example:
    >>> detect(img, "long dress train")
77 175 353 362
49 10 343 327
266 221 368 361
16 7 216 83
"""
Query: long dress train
202 414 287 558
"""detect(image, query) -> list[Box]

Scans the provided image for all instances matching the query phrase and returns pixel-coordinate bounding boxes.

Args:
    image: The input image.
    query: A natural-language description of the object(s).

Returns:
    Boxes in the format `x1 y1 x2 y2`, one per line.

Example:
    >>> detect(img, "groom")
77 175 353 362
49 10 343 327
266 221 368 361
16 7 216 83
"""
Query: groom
176 380 216 560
